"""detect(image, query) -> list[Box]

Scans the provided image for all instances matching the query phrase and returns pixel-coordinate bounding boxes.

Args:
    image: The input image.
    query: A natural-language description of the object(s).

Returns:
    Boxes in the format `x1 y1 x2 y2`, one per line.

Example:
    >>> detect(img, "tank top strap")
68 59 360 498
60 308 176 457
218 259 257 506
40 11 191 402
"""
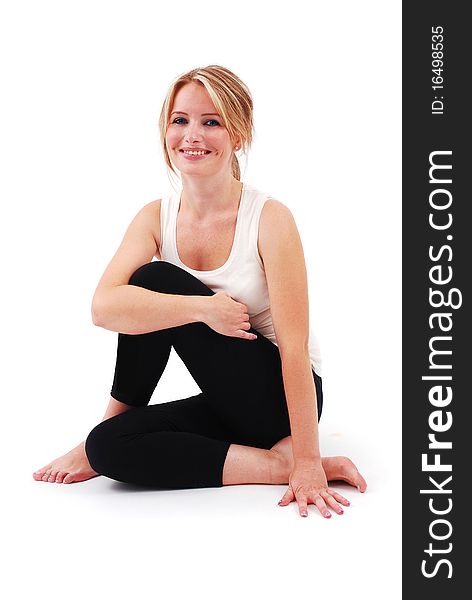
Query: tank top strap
159 189 180 263
238 183 271 271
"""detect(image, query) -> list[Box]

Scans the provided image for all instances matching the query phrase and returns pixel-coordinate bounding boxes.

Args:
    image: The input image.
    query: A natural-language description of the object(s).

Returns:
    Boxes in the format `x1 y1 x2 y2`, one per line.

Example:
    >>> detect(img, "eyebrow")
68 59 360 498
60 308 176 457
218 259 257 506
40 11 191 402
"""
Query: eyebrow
170 111 221 117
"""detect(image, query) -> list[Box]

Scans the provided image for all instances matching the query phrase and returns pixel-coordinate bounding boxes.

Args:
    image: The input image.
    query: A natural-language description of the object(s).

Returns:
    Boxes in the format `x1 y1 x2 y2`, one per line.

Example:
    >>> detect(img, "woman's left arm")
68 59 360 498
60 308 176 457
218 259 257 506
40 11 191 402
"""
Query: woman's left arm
258 199 343 518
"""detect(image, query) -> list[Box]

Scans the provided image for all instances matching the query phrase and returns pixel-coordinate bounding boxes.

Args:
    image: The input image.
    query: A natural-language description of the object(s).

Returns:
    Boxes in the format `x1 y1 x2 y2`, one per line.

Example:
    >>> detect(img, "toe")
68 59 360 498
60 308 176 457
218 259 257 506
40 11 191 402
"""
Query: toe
339 458 360 485
63 473 74 484
342 458 367 492
357 472 368 493
48 469 58 482
33 465 50 480
42 468 53 481
55 471 66 483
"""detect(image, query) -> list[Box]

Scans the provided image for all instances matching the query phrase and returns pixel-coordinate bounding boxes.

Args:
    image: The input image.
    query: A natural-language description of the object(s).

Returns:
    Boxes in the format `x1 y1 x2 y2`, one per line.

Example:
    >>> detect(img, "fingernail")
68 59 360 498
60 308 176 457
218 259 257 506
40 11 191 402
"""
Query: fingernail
302 511 308 517
338 509 344 514
325 512 331 518
278 501 283 505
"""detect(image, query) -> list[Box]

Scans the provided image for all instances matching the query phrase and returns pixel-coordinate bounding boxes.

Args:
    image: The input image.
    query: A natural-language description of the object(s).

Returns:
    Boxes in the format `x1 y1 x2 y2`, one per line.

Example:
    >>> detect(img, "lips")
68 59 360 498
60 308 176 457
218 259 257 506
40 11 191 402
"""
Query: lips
179 149 211 154
178 148 212 162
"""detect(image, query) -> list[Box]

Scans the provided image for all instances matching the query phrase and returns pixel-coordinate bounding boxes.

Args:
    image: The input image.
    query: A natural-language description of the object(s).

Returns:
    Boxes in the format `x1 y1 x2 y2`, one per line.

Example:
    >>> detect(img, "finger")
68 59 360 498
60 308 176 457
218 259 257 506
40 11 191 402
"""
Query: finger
321 491 344 515
278 488 294 506
239 330 257 340
297 495 309 518
327 488 350 506
313 495 331 518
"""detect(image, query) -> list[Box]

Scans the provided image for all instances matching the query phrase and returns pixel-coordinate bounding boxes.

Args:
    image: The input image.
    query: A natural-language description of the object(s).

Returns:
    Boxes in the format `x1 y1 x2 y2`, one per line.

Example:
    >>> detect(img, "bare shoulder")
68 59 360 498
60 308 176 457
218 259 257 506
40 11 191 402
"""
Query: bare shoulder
141 198 162 259
258 198 299 266
260 197 293 222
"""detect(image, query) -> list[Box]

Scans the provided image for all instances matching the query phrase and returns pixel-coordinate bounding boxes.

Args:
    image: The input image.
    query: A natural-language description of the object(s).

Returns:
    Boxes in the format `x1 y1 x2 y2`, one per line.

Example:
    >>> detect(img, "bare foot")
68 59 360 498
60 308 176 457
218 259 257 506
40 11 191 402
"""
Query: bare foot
270 435 367 492
32 441 99 484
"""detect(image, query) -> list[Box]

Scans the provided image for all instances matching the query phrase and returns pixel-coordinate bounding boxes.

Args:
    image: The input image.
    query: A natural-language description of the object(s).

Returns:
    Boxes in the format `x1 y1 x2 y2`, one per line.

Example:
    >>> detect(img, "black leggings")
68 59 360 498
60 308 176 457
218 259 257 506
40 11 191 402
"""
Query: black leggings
85 261 323 489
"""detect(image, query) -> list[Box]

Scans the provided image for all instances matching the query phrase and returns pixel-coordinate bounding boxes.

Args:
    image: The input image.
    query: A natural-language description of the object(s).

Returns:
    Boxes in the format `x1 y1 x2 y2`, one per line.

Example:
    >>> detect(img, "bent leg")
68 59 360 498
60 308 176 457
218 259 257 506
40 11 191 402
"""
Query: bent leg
110 261 323 448
91 260 324 489
85 394 233 488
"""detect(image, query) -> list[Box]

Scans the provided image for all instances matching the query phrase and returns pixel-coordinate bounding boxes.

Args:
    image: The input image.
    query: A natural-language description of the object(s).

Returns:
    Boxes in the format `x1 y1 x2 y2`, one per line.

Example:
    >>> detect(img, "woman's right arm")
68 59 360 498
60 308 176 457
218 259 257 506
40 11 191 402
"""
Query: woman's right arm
91 200 209 335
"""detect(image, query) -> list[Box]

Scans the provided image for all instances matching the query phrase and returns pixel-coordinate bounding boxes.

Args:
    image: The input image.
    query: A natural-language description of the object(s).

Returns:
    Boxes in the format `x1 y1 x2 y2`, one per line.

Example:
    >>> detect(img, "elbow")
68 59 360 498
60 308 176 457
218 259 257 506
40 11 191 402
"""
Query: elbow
279 339 310 360
91 296 107 327
91 305 103 327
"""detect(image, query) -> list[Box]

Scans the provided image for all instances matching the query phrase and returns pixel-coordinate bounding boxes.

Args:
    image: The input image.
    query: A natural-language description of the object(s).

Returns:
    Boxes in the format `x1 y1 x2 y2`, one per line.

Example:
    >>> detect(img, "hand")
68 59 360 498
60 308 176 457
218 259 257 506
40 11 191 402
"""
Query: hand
278 459 350 518
204 291 258 340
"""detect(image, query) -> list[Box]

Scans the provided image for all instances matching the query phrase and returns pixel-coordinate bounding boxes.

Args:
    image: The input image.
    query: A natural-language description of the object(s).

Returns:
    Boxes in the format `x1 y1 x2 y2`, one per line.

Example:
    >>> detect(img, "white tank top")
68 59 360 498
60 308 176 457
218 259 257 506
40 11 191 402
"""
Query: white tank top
159 181 322 376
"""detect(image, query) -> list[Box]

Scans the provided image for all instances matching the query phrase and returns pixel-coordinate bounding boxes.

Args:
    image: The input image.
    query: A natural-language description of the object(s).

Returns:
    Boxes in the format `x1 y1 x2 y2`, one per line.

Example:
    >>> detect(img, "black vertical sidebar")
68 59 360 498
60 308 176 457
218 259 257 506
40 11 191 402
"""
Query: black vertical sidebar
403 2 469 596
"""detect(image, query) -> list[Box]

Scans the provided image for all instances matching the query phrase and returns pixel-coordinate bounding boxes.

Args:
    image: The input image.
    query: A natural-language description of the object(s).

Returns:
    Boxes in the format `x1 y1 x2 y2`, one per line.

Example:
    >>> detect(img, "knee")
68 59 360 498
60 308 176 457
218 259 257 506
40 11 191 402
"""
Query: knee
85 420 121 476
128 260 214 296
128 261 177 290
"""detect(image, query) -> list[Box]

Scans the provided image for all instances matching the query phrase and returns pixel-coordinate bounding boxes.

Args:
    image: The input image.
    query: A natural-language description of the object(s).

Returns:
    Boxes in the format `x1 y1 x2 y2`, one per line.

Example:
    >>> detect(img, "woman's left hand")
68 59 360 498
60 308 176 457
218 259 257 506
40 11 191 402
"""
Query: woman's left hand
278 459 349 518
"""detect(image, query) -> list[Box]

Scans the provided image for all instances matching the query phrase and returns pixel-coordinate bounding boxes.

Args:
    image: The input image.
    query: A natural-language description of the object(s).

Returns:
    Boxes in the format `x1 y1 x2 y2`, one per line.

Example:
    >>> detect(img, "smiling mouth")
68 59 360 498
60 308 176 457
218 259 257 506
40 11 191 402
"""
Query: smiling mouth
179 149 212 156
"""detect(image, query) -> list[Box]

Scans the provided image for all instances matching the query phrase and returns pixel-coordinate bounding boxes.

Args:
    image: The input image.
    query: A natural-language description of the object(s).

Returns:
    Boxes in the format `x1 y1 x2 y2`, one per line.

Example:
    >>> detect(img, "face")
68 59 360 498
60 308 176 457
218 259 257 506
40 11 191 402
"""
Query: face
165 82 238 177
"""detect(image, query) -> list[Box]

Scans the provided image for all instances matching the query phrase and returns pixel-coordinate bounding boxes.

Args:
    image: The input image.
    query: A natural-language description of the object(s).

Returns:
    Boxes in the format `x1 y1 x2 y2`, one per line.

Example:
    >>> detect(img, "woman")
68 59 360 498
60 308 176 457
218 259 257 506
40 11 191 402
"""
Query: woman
33 65 366 518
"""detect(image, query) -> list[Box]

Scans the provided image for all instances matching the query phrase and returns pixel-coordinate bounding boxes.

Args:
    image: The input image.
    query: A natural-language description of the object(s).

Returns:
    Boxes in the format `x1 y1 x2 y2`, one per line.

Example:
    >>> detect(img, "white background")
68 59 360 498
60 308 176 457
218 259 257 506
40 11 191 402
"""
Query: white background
1 1 401 598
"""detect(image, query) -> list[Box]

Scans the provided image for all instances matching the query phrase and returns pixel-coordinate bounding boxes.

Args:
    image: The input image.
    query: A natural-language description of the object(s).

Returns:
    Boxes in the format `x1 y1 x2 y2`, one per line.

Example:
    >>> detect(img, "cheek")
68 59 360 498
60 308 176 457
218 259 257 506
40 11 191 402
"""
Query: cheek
208 131 232 152
165 128 180 148
213 130 230 143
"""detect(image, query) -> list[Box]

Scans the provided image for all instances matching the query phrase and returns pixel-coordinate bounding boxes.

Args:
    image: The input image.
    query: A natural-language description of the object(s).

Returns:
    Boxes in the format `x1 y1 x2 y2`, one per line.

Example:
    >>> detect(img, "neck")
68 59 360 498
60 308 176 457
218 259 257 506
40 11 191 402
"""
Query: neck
179 172 243 221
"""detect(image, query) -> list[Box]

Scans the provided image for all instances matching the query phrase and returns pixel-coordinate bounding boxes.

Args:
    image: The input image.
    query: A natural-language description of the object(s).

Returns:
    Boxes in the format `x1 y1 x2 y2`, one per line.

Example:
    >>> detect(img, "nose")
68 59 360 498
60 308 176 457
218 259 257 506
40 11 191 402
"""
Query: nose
184 120 204 144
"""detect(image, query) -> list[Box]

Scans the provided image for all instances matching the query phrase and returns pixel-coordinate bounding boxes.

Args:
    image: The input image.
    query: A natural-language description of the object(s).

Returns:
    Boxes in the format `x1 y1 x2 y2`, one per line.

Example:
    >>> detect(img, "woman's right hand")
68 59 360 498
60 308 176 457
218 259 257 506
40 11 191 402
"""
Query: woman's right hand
203 291 258 340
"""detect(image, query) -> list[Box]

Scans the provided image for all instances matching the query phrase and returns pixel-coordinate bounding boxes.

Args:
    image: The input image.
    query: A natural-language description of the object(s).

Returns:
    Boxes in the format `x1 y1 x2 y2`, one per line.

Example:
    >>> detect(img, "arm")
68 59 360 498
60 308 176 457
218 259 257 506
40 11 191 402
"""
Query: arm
94 286 207 335
258 199 319 463
279 351 320 462
259 199 341 518
91 200 208 334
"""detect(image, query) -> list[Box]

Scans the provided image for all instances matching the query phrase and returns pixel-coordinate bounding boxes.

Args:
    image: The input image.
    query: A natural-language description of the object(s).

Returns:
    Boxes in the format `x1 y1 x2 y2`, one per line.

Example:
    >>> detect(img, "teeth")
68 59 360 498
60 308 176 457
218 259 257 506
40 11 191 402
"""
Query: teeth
183 150 208 155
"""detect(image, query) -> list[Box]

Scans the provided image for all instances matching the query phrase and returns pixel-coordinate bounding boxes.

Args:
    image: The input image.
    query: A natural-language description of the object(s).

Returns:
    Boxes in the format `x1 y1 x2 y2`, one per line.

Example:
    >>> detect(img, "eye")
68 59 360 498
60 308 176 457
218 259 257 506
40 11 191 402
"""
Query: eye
170 117 221 126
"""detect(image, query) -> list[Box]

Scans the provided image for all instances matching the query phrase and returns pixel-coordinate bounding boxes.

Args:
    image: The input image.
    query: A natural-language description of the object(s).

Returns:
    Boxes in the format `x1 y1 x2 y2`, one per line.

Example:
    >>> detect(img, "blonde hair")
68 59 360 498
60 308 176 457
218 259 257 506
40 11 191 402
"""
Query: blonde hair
158 65 254 181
